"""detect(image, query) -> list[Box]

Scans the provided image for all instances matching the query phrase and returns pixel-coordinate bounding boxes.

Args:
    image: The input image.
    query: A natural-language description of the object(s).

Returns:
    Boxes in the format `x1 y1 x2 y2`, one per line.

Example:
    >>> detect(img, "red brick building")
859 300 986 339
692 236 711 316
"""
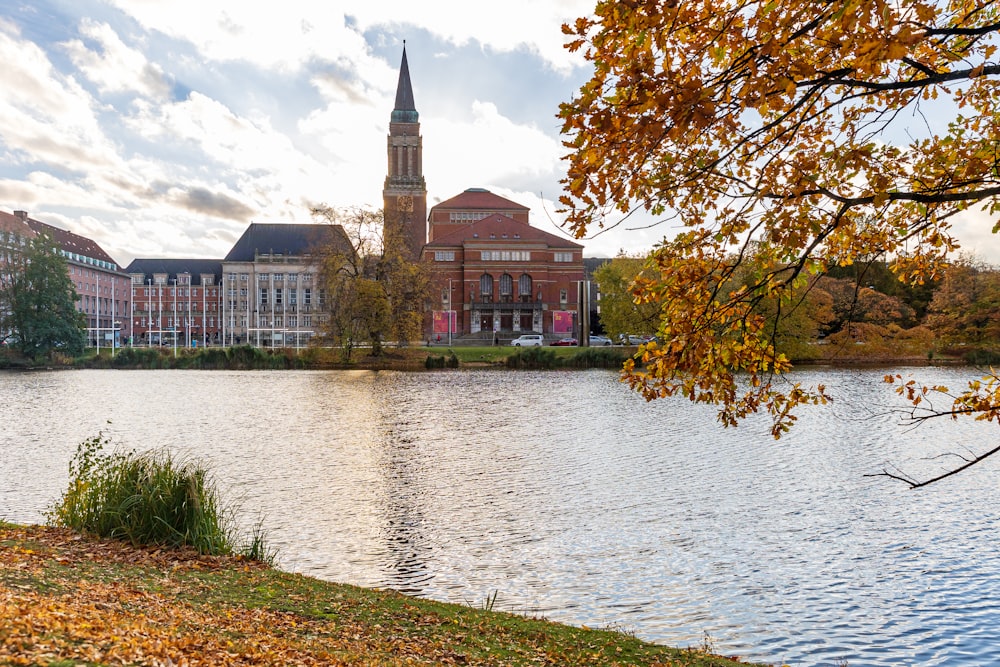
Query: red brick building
1 210 132 348
382 48 586 342
423 189 584 341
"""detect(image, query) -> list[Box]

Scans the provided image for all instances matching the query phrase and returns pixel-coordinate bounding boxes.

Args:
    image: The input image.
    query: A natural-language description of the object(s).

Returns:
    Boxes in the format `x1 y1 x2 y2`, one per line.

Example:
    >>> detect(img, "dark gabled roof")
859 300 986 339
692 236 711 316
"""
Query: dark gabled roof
431 188 529 213
224 223 351 262
124 258 224 285
24 216 121 268
391 45 418 124
425 213 583 249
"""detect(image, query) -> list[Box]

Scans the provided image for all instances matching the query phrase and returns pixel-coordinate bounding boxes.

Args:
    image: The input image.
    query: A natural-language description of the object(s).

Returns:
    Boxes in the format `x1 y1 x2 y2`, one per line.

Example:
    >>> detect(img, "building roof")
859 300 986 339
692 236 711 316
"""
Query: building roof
0 211 36 239
22 215 121 269
224 223 351 262
391 45 418 124
430 188 530 213
425 213 583 249
124 258 224 285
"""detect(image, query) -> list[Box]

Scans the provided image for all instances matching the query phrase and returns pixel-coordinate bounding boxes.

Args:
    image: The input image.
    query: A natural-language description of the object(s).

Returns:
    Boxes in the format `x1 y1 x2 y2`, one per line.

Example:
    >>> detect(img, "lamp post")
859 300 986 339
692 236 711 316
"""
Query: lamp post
171 278 177 357
447 279 453 346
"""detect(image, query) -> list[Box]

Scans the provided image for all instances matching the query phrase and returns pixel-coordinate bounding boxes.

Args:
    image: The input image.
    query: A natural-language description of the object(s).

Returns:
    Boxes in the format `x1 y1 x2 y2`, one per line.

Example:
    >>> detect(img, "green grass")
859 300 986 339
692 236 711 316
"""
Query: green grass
47 432 273 562
1 523 770 666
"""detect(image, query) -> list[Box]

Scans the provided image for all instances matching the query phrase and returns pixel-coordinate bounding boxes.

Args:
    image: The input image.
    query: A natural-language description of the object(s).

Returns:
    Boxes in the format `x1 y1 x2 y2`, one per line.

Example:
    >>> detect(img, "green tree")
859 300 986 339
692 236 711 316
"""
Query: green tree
0 231 85 359
592 254 662 341
312 206 429 361
559 1 1000 482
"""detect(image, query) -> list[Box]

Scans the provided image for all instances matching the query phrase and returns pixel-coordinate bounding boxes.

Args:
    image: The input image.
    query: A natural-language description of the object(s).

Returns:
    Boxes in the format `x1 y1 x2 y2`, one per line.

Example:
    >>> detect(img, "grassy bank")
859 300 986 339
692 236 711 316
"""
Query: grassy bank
0 523 765 666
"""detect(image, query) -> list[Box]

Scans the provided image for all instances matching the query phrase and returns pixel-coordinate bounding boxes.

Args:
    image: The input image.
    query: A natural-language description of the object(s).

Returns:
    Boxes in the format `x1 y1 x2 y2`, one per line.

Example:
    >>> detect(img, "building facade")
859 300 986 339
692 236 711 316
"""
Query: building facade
1 210 133 347
423 189 585 340
380 49 588 342
218 222 350 348
126 259 223 348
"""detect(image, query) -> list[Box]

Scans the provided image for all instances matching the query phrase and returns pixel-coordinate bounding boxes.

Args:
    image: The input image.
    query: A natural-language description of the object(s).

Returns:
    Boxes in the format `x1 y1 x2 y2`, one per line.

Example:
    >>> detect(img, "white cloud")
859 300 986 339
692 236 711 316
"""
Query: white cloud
0 19 119 171
104 1 591 74
62 19 171 99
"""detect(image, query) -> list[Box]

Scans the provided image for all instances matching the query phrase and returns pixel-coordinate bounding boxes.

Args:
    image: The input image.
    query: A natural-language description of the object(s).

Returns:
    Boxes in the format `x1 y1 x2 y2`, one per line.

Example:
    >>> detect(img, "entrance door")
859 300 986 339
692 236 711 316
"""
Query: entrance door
480 313 493 332
500 313 513 331
519 313 533 332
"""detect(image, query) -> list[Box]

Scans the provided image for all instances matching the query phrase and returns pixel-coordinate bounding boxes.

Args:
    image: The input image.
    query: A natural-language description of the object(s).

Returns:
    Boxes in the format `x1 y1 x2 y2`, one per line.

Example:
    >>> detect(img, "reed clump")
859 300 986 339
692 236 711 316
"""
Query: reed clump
48 432 273 563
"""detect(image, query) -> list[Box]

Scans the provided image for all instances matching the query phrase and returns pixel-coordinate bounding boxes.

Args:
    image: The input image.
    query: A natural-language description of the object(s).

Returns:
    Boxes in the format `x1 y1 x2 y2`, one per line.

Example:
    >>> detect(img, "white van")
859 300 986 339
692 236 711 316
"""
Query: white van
510 334 544 347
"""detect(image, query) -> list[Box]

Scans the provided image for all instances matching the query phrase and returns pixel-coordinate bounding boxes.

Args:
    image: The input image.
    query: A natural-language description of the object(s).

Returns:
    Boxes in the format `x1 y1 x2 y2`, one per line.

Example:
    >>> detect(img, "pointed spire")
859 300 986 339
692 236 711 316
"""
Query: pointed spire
391 43 418 123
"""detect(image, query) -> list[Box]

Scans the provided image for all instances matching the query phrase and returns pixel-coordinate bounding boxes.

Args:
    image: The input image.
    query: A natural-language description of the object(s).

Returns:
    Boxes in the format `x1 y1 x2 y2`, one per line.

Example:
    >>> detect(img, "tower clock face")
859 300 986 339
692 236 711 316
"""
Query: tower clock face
397 195 414 212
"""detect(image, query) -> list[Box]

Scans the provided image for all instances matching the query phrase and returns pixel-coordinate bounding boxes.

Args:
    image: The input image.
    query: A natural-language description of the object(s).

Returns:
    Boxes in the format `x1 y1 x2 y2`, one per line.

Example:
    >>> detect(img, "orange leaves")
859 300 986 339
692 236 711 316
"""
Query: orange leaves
560 0 1000 436
619 241 821 436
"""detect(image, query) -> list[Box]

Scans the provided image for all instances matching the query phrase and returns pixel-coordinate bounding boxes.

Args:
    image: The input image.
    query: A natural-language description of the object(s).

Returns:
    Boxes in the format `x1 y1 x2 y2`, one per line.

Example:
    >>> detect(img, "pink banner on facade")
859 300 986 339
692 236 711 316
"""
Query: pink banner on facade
553 310 574 334
433 310 456 334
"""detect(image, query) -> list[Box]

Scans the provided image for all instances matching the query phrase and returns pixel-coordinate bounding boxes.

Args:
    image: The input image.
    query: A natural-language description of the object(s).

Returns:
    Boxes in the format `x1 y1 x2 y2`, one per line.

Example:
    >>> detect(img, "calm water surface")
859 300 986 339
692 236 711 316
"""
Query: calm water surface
2 367 999 666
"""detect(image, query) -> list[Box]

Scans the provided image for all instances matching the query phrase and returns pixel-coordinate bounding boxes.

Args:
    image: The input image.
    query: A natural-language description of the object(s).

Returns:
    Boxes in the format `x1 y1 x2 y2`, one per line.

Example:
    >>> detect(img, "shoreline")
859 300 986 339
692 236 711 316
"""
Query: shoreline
0 522 767 666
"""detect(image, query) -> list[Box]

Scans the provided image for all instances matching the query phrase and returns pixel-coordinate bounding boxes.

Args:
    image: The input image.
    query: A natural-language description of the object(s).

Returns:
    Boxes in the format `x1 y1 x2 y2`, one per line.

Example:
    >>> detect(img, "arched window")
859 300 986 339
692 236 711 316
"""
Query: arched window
518 274 532 302
480 274 494 302
499 274 513 302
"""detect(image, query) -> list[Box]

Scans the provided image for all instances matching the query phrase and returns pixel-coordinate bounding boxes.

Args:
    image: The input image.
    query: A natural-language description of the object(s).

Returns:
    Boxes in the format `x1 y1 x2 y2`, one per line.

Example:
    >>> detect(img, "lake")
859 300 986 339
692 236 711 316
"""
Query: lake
2 366 998 666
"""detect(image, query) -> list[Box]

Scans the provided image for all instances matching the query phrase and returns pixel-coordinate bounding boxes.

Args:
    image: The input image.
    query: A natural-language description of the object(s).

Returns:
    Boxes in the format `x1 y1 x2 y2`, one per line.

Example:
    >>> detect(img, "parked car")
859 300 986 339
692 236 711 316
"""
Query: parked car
551 337 578 346
620 334 648 345
588 335 612 346
510 334 544 347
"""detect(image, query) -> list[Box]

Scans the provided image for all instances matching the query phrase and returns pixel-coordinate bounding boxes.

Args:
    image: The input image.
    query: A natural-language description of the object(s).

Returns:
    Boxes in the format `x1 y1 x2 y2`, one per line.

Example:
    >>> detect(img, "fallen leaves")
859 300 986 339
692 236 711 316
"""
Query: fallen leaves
0 524 760 666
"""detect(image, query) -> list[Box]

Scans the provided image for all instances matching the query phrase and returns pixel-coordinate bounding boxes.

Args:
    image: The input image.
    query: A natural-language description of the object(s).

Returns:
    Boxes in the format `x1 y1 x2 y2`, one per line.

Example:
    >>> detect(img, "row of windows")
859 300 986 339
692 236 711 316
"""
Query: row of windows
477 273 533 297
433 250 576 262
259 288 318 305
448 212 491 222
138 317 217 327
255 273 311 283
141 288 220 297
482 250 531 261
136 302 220 312
76 281 120 296
64 251 115 270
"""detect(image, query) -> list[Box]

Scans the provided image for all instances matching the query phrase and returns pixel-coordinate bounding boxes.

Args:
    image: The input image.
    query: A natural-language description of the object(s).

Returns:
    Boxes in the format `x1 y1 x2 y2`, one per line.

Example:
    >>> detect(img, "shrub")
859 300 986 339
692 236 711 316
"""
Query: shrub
110 347 165 369
564 347 628 369
505 347 559 369
226 344 268 369
48 432 273 563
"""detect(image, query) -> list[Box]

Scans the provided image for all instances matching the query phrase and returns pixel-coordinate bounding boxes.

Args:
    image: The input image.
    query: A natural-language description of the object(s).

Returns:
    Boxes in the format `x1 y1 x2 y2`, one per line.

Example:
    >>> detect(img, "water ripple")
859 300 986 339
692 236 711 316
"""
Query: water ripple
3 367 1000 665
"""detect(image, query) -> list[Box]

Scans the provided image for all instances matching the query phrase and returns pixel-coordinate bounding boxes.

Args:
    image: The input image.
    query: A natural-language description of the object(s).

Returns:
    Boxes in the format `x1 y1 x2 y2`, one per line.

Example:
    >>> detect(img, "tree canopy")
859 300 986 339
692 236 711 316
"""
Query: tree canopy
0 231 85 359
312 206 428 361
592 255 663 340
559 0 1000 482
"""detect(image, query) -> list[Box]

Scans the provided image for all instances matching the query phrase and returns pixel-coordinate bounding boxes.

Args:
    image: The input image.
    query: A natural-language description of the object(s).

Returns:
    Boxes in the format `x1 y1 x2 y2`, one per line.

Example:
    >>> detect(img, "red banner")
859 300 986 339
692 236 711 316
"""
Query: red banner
552 310 574 334
433 310 456 334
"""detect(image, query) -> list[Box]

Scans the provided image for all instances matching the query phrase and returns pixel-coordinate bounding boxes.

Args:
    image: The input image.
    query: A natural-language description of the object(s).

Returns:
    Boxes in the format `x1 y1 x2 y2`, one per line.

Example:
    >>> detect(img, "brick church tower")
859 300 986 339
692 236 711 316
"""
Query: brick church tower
382 44 427 260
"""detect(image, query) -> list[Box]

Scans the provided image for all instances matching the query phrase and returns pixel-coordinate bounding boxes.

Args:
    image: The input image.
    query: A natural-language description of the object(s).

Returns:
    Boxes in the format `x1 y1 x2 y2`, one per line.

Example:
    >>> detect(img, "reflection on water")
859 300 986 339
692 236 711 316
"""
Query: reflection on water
2 367 1000 666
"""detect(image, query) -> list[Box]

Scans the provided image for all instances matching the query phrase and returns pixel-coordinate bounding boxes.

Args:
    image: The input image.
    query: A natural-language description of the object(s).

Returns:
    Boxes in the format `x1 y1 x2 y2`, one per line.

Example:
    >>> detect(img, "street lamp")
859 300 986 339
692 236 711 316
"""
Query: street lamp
171 278 177 357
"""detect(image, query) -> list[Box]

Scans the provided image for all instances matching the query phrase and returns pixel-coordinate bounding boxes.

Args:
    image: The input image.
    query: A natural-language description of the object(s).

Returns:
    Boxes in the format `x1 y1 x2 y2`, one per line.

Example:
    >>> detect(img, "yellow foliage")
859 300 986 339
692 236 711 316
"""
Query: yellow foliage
559 0 1000 435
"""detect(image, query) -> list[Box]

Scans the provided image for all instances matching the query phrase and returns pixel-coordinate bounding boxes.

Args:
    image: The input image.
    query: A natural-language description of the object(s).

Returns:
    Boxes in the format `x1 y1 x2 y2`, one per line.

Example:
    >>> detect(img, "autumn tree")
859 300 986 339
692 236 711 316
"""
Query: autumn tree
924 254 1000 350
0 231 85 359
312 206 428 361
560 0 1000 482
592 254 663 340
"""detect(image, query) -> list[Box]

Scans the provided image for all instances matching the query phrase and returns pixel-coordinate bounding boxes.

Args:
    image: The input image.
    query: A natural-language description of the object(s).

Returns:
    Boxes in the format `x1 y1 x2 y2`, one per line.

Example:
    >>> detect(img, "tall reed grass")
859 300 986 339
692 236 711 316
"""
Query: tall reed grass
48 432 274 563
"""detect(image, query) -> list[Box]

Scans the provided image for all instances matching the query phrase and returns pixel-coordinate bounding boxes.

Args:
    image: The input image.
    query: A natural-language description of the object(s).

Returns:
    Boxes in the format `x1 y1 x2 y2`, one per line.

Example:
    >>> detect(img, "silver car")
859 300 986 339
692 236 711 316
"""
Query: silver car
510 334 544 347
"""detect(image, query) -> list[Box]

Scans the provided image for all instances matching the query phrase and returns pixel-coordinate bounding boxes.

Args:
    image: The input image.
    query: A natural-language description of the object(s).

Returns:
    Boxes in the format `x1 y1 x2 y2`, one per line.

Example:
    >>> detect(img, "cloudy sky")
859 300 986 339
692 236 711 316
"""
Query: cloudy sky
0 0 671 266
4 1 1000 268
